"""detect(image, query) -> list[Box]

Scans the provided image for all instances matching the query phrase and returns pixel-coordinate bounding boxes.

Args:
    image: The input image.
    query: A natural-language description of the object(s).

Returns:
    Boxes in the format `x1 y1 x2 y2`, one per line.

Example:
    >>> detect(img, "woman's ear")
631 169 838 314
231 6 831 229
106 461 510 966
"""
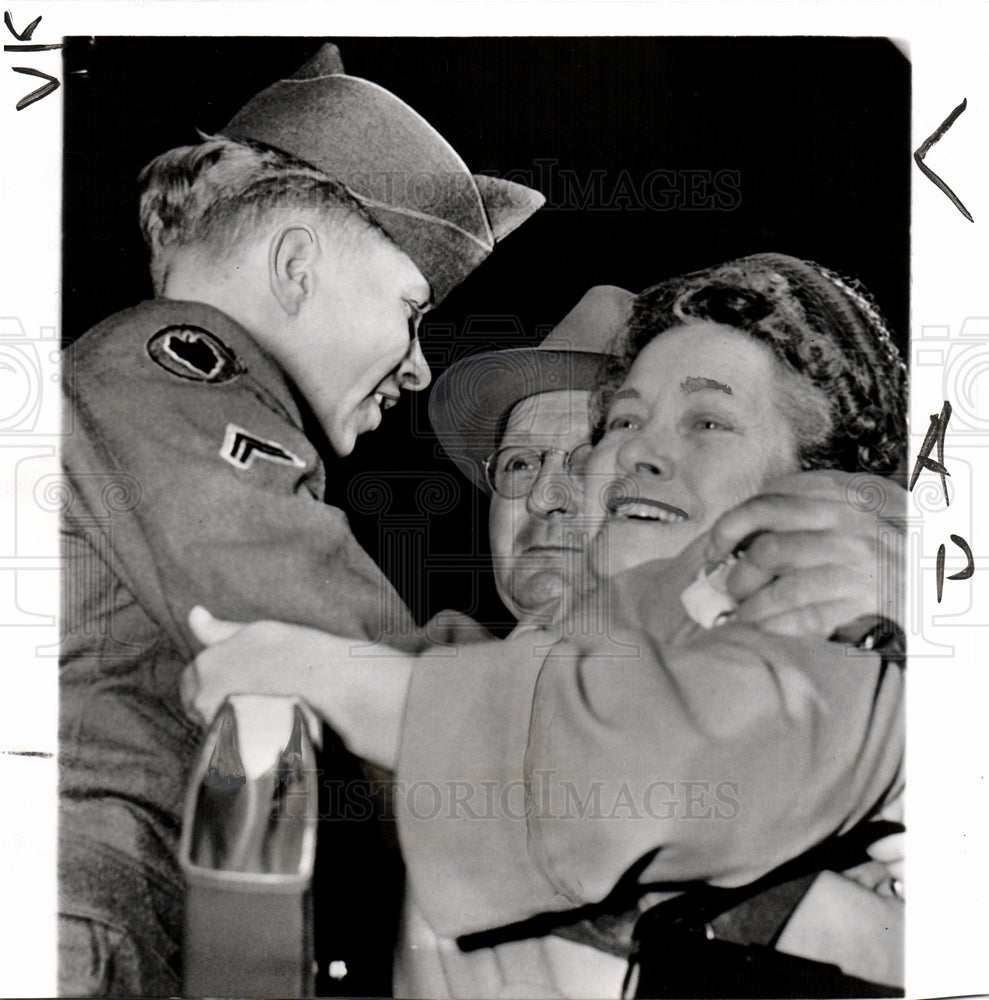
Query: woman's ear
269 223 318 316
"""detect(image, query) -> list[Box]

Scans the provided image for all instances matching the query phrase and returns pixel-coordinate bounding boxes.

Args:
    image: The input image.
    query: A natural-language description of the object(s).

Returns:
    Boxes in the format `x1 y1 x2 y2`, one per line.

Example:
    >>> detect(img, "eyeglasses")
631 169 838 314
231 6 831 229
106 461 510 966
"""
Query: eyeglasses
483 443 594 499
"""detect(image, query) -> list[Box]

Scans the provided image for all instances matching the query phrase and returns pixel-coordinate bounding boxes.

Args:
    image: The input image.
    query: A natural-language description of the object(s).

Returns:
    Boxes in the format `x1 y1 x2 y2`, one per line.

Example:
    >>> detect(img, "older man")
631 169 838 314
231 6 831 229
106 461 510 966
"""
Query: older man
428 284 632 627
59 42 542 997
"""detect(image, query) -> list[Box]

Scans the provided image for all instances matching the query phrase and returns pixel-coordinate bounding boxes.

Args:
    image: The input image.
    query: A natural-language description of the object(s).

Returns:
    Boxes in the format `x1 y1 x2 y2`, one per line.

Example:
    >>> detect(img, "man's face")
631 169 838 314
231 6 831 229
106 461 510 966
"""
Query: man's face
488 390 595 621
281 224 433 457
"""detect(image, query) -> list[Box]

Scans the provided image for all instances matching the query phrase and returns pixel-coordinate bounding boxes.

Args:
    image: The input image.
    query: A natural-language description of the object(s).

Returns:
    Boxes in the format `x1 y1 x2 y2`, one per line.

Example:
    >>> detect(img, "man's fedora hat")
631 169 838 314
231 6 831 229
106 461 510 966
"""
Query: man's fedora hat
429 285 634 492
221 43 544 305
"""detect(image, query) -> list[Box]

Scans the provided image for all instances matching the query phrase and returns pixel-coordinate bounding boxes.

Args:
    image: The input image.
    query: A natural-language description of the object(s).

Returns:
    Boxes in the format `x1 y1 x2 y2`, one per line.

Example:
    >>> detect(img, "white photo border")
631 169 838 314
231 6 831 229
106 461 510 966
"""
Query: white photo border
2 3 986 997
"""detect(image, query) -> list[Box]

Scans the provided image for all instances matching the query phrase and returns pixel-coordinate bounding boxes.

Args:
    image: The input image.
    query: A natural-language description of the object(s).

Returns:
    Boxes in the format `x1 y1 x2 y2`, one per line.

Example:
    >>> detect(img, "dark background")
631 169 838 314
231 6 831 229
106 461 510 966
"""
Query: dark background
62 36 910 632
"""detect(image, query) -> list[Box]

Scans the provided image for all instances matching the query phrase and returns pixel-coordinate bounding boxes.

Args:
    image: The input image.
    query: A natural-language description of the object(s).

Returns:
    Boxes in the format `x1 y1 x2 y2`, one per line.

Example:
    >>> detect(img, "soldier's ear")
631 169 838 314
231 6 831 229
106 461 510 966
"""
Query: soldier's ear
269 224 318 316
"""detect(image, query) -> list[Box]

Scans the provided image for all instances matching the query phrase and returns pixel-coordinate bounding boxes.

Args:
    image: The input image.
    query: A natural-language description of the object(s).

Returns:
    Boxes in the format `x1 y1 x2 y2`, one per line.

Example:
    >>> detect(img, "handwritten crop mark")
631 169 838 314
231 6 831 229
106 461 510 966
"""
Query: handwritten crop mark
5 11 62 109
4 43 62 52
936 534 975 603
914 99 974 223
3 10 41 41
909 400 952 505
11 65 59 109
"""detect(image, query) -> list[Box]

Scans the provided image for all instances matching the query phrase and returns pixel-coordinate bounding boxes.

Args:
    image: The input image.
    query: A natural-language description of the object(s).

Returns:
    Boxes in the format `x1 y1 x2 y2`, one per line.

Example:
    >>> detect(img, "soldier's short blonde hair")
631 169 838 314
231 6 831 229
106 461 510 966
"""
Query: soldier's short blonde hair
138 135 378 293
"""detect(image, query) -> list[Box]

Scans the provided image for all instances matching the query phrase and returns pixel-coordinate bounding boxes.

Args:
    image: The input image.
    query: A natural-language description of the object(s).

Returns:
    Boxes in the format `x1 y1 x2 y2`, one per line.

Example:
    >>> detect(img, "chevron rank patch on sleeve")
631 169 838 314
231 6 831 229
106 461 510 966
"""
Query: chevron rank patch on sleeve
220 423 306 471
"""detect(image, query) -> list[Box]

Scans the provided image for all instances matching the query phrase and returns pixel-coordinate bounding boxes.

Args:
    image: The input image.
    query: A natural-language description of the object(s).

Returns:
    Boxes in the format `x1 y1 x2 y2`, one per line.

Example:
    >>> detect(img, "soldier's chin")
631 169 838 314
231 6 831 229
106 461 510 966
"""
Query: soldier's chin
332 399 382 454
326 421 357 458
358 396 384 434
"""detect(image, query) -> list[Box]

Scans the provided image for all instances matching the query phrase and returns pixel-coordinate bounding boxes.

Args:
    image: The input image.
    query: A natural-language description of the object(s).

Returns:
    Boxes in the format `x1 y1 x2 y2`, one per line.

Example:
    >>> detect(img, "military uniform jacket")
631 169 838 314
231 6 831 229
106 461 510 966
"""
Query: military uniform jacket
60 298 424 989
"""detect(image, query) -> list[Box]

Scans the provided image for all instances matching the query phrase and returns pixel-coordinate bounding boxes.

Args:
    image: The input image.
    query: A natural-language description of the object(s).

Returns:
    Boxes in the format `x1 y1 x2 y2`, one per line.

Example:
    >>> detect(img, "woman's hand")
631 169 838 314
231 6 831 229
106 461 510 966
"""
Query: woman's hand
704 470 906 639
182 607 413 770
866 832 905 898
776 870 904 987
181 607 330 727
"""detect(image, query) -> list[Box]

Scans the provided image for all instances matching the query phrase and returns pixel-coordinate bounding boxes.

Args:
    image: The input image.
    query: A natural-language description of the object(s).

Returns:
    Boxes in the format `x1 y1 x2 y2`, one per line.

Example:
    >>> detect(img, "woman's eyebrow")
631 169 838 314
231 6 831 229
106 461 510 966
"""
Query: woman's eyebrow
680 376 733 395
612 388 641 401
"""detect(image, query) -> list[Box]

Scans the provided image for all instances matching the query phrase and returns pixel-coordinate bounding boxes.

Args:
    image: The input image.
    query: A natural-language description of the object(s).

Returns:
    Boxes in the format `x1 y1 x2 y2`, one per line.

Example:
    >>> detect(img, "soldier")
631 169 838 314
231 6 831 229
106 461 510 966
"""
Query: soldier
59 43 542 997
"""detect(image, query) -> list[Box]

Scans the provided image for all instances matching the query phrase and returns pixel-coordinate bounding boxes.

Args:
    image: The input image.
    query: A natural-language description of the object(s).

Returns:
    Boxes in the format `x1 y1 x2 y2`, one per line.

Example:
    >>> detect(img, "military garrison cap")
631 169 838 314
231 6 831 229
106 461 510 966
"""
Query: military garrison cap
222 43 544 305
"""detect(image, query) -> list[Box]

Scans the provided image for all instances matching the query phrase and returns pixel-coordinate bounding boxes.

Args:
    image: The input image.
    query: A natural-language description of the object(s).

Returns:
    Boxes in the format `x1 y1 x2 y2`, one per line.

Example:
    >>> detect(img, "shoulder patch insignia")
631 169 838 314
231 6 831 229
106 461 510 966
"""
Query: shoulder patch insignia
147 325 242 383
220 423 307 471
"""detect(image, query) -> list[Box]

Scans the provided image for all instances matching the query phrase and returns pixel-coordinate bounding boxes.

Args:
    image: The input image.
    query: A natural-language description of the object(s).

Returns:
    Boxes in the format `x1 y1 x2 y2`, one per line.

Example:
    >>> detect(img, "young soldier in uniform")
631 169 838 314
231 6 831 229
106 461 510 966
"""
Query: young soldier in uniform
59 43 542 997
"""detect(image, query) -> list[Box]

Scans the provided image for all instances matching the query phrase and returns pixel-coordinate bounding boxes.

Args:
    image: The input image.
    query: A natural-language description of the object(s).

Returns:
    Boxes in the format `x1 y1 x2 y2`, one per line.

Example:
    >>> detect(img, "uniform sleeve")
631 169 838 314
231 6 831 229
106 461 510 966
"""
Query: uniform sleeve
396 569 904 938
63 337 423 661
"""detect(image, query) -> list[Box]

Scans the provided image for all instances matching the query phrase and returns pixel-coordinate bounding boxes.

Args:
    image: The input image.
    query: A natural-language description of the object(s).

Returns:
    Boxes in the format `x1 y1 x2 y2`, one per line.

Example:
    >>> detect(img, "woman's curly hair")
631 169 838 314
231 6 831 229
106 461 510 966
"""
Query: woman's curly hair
596 253 907 476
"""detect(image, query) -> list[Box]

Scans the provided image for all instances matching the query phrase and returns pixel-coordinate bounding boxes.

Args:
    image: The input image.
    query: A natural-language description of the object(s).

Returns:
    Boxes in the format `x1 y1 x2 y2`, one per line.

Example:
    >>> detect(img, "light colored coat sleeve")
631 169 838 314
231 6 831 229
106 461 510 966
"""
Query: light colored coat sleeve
396 557 904 939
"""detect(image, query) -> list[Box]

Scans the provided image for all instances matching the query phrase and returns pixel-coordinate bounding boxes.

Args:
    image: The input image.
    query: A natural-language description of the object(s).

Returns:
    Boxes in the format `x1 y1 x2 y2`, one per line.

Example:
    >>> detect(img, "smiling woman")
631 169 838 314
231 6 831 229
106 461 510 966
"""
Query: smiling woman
587 321 808 573
599 253 907 475
587 252 907 579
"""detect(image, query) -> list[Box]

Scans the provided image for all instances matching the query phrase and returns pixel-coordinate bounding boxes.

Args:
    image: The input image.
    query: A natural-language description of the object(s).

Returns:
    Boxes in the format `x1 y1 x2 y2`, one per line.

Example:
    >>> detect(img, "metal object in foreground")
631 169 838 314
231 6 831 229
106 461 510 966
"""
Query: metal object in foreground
180 696 319 998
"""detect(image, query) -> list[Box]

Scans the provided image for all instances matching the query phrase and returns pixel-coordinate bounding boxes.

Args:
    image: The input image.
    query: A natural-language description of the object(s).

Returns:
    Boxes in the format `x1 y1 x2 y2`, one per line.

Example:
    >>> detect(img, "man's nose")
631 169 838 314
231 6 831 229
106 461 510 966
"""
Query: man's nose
397 337 431 392
526 456 581 517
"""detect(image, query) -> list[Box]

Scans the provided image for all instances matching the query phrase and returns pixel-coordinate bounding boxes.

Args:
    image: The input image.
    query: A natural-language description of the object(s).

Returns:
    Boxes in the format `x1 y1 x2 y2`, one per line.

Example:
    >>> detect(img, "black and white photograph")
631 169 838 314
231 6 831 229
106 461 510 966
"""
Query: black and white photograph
1 5 987 999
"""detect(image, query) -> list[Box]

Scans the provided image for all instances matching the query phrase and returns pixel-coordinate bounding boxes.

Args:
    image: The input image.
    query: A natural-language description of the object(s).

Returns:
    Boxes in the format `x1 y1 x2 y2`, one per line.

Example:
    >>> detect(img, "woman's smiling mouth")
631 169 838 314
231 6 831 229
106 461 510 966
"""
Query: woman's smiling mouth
611 497 689 523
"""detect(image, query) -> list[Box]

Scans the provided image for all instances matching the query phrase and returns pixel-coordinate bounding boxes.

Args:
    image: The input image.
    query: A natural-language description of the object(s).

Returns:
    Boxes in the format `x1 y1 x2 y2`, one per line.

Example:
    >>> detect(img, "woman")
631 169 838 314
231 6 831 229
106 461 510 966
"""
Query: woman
575 252 906 996
585 251 905 612
185 253 906 997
